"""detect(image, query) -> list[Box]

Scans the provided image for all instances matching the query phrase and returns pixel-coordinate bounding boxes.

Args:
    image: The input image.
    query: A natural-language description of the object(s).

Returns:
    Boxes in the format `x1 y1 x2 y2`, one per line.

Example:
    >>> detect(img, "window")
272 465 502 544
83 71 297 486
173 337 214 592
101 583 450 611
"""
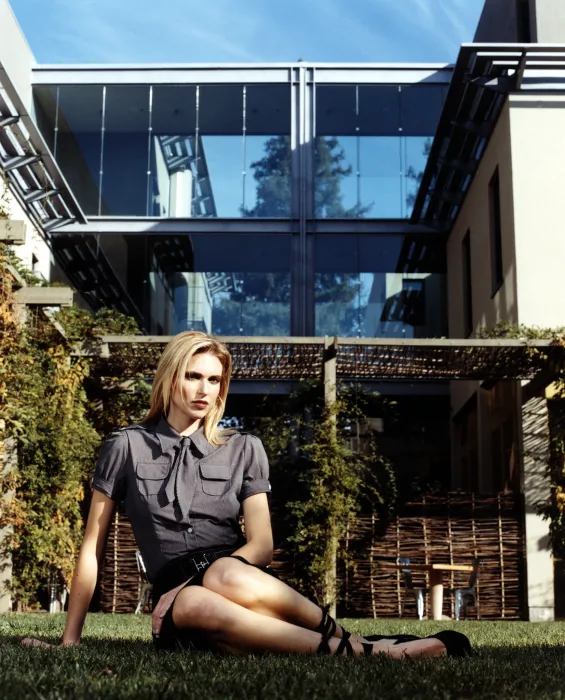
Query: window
517 0 532 43
455 396 479 492
314 233 446 338
462 230 473 337
488 167 503 293
84 233 291 336
314 84 445 219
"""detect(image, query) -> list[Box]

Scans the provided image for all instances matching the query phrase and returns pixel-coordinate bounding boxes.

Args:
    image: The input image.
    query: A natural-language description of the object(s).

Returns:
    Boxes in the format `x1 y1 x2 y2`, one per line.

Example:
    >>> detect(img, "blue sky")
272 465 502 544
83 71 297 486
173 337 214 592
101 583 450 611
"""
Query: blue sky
10 0 485 65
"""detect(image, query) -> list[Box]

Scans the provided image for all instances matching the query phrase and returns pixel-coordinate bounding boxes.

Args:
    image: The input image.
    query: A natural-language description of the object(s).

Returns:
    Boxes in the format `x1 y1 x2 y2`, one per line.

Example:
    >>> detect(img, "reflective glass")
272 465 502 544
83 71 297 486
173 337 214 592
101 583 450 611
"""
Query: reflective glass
33 87 56 154
198 85 244 217
149 86 197 217
102 86 151 215
314 234 446 338
400 84 446 136
243 85 291 218
34 86 104 215
315 84 444 219
71 233 291 335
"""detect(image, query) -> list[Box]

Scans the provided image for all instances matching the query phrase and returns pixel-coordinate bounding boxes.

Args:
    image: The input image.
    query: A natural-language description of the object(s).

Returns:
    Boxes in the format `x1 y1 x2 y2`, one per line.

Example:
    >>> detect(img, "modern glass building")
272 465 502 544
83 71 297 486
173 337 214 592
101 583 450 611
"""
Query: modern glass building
29 66 449 338
3 0 565 620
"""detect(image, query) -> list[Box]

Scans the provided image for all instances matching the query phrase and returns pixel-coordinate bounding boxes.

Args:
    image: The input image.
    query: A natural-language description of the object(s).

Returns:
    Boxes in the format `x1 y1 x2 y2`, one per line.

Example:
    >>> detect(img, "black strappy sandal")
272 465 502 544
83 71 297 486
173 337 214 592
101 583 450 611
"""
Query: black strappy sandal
317 630 373 656
426 630 473 657
314 605 351 640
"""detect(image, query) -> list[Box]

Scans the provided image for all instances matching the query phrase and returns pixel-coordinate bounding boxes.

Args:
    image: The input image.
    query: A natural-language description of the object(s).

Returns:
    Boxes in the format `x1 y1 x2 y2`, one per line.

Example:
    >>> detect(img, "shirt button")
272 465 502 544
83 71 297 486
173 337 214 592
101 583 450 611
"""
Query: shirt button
187 527 193 533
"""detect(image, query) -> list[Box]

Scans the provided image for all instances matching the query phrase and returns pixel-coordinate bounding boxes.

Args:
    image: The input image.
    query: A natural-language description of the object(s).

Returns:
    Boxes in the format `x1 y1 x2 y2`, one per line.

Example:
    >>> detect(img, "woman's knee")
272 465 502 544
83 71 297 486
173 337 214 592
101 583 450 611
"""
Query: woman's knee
172 586 222 630
203 557 255 601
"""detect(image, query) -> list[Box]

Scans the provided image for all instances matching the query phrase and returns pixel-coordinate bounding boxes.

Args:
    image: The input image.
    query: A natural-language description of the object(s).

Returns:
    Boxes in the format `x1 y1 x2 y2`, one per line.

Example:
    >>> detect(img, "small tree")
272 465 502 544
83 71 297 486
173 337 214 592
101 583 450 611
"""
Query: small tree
250 381 396 609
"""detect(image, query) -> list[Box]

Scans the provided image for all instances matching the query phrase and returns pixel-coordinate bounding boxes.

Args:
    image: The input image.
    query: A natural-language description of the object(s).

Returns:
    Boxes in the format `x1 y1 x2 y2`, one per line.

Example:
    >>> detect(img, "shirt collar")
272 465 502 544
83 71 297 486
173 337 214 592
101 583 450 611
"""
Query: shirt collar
151 415 216 457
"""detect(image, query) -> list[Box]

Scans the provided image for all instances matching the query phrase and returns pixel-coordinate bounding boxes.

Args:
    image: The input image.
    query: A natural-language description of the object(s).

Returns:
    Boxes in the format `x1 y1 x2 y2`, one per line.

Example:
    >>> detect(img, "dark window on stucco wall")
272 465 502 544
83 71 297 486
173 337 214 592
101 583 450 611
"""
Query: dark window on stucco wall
462 230 473 337
516 0 532 43
489 167 504 294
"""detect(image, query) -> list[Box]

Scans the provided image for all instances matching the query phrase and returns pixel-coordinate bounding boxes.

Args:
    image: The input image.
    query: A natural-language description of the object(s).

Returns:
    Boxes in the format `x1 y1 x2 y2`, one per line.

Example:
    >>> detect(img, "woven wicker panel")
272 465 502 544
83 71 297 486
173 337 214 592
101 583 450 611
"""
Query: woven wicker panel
99 493 524 619
338 493 525 619
99 511 143 614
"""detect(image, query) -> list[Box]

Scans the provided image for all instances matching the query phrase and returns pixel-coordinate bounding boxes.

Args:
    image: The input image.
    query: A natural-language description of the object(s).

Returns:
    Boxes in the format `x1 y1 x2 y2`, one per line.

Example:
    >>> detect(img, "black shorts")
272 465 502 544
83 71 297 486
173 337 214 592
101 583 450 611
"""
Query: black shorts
153 555 279 653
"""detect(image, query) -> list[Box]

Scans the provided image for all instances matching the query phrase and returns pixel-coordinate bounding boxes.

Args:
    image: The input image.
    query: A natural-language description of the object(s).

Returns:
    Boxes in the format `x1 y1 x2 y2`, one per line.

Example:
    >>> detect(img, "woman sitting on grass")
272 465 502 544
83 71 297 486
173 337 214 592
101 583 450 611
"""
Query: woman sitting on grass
23 331 471 658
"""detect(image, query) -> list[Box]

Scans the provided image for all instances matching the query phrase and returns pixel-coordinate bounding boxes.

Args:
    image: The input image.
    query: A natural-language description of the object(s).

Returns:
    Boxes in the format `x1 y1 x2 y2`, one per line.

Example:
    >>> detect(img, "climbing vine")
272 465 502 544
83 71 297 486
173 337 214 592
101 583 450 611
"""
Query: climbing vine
0 237 149 608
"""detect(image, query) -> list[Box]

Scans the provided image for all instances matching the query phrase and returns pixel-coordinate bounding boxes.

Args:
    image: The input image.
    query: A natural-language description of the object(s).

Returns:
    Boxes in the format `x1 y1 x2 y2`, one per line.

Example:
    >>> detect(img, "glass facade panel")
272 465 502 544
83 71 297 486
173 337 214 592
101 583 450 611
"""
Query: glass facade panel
34 80 443 221
150 86 197 217
243 85 291 217
34 85 104 215
198 85 243 218
80 233 291 335
314 234 446 338
102 86 151 216
315 84 444 218
33 74 449 339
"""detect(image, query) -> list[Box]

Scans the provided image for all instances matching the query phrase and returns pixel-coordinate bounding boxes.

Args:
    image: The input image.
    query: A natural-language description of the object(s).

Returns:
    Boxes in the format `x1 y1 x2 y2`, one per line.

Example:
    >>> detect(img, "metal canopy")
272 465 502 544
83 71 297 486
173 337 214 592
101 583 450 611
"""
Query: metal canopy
86 335 562 382
411 44 565 227
0 59 86 233
50 233 145 326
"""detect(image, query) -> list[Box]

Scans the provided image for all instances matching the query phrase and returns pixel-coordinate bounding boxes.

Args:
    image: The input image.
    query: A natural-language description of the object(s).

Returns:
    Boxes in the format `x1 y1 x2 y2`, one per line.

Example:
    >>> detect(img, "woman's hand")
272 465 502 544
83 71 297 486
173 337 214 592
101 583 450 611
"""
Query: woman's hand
21 637 54 648
151 578 192 639
20 638 78 648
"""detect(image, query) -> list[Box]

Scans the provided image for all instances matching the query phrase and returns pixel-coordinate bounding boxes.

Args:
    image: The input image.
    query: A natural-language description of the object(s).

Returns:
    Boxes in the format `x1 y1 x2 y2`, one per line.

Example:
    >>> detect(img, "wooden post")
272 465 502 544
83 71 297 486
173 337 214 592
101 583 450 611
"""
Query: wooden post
323 337 338 617
323 337 337 422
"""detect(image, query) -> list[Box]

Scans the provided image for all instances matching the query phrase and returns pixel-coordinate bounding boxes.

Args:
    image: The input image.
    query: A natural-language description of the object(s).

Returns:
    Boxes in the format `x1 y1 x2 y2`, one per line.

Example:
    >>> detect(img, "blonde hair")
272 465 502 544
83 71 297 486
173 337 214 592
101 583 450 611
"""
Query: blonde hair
143 331 232 446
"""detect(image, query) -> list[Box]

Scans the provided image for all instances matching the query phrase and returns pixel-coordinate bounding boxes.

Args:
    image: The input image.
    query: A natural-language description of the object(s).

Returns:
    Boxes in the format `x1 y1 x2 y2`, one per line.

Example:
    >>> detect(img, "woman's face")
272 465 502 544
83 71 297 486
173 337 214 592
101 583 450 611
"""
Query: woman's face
169 352 223 424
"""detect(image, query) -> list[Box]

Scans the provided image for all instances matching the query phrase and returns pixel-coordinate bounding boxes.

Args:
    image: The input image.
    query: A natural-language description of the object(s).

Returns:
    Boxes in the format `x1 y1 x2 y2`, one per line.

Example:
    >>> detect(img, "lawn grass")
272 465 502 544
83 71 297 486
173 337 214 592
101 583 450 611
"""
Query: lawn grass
1 614 565 699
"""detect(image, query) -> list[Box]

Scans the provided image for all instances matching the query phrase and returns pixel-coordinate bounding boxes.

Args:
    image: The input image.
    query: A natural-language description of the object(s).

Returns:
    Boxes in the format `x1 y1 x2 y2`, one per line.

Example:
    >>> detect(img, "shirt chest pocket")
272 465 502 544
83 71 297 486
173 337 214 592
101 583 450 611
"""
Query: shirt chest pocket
136 460 171 496
200 464 230 496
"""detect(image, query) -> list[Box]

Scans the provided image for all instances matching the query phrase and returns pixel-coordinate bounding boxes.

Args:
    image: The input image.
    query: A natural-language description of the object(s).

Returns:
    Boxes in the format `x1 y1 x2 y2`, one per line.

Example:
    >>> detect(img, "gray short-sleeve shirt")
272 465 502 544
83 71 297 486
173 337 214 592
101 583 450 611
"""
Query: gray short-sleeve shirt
92 416 271 581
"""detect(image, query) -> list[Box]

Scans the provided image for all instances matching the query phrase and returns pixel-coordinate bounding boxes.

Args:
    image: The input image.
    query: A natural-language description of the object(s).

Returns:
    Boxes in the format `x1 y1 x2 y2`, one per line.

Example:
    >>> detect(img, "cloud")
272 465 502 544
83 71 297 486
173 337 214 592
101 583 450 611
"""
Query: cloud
371 0 483 57
32 0 266 63
11 0 484 65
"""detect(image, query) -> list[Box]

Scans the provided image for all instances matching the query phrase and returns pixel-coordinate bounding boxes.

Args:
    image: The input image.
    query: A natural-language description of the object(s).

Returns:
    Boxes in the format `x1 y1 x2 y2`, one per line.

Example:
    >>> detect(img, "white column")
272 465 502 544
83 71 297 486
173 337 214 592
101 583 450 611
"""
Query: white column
169 170 193 218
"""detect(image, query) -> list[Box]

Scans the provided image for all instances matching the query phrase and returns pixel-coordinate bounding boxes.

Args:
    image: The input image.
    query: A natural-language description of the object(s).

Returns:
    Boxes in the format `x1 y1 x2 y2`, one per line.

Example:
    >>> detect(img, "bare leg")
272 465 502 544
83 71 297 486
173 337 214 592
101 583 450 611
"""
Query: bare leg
202 558 328 629
172 585 446 658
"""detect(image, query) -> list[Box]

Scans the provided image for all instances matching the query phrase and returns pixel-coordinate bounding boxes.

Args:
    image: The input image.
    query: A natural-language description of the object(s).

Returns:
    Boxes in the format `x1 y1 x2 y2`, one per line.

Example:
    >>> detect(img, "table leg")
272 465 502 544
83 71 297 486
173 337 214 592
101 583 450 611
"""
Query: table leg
430 570 443 620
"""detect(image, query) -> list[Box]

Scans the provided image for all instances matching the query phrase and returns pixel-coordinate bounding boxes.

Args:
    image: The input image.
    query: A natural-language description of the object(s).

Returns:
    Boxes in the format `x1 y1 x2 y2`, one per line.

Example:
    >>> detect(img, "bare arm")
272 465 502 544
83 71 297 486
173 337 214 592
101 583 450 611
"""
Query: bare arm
61 489 116 646
231 493 274 566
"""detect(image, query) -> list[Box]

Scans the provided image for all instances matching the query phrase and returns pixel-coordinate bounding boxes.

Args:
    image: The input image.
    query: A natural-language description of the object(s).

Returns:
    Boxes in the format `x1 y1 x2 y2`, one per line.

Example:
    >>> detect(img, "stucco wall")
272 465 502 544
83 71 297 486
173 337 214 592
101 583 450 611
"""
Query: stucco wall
474 0 522 42
474 0 565 43
446 93 564 618
531 0 565 42
509 93 565 328
447 101 517 417
0 0 35 110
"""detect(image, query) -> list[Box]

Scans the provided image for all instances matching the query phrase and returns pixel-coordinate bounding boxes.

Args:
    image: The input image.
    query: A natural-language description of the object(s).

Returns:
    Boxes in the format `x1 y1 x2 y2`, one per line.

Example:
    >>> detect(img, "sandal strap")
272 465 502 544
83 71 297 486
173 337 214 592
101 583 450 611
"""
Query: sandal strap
316 633 332 655
335 635 353 656
361 642 373 656
314 605 350 640
314 605 330 634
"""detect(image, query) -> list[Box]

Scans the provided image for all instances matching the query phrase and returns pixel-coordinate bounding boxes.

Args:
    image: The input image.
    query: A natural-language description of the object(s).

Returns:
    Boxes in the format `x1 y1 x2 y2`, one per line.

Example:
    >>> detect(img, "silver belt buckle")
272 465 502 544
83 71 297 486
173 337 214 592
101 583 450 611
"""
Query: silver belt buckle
192 553 210 572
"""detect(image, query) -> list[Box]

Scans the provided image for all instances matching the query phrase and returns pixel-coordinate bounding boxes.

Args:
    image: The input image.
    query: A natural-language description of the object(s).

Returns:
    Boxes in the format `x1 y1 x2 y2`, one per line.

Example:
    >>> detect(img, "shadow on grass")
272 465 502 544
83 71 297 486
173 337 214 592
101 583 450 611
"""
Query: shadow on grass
0 634 153 651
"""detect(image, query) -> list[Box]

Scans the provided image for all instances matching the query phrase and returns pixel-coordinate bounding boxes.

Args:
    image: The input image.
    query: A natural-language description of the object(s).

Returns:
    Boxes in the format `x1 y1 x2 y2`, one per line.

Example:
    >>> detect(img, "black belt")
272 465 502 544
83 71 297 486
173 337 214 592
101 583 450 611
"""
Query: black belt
152 545 238 602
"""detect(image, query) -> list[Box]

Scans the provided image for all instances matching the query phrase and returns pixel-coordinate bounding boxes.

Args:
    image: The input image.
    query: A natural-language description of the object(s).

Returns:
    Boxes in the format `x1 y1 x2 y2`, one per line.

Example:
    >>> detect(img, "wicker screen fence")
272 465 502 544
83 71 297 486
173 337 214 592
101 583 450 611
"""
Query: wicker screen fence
337 492 524 620
99 492 525 620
